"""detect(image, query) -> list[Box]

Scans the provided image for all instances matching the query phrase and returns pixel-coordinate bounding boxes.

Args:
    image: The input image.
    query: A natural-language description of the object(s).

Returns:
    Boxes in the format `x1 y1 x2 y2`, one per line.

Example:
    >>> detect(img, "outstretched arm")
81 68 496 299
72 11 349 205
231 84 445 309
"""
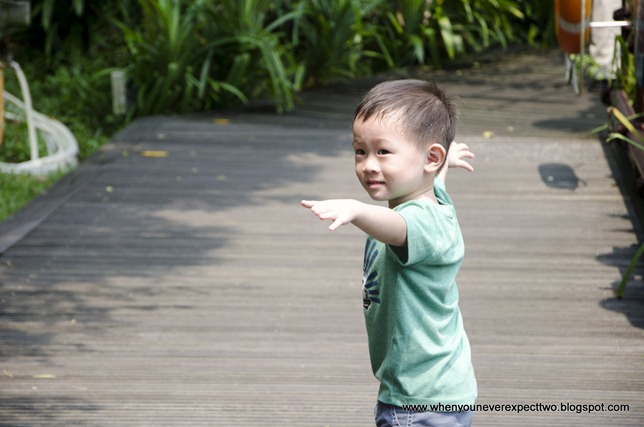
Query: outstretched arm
300 199 407 246
438 141 475 182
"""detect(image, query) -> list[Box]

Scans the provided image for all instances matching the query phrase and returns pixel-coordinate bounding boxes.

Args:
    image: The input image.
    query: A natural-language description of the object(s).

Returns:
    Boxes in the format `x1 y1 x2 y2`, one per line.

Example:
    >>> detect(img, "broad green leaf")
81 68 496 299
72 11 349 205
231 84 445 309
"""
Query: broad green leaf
73 0 84 16
438 16 456 59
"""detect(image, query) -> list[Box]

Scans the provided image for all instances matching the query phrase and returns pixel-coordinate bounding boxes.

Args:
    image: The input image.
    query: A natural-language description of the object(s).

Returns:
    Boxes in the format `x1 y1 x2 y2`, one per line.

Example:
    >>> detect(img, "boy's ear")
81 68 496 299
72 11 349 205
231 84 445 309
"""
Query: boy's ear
425 144 447 173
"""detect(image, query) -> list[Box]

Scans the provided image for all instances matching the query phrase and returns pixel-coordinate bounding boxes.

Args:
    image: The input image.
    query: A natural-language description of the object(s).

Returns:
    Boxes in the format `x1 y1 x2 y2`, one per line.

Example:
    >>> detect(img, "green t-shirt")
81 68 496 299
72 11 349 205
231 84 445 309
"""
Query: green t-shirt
362 178 477 406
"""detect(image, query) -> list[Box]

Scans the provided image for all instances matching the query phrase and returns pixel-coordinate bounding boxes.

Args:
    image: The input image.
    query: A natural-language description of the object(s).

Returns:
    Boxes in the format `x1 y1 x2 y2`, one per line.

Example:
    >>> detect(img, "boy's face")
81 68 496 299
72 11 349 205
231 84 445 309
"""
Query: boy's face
353 115 441 208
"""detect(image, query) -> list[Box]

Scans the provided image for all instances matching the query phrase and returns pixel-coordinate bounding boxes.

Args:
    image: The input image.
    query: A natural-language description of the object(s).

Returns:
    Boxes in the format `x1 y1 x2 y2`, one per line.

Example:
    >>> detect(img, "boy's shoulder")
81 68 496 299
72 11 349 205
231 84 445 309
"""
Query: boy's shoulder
389 183 462 263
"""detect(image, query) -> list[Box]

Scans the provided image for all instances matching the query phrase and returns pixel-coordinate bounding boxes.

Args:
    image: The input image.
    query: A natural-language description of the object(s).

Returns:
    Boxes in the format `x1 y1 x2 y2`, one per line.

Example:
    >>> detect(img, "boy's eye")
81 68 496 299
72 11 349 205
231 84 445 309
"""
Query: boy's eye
355 149 366 155
377 149 390 155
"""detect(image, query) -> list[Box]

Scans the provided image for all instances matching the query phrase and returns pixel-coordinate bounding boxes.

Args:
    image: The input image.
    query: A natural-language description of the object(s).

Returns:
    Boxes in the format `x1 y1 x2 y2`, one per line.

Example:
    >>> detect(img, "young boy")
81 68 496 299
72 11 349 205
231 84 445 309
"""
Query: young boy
301 79 477 427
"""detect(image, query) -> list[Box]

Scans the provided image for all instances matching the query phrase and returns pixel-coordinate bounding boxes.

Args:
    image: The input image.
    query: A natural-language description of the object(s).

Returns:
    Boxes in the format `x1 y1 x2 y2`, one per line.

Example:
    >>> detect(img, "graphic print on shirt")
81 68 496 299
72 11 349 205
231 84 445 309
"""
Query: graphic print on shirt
362 238 381 310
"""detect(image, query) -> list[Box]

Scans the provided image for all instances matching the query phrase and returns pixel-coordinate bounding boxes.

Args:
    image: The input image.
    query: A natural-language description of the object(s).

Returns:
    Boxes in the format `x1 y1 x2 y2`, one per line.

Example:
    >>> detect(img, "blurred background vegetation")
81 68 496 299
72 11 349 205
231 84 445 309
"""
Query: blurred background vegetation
0 0 555 221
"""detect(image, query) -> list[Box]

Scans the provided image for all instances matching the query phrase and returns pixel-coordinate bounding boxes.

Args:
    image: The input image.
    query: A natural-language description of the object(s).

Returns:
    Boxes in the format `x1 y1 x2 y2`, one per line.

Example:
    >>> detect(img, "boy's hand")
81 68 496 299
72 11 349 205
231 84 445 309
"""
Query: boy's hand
301 199 407 245
447 142 474 172
301 199 361 231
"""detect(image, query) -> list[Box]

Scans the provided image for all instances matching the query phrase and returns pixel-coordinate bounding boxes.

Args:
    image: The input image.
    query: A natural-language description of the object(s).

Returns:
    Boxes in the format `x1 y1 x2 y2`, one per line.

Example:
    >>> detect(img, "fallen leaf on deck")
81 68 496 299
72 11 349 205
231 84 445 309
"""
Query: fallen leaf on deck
140 150 168 158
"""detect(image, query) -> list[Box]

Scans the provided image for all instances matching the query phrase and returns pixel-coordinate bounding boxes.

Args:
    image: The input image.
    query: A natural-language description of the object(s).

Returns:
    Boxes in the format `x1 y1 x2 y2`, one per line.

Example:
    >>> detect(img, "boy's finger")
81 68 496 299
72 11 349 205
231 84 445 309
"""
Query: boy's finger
328 219 343 231
459 161 474 172
318 211 337 221
301 200 317 208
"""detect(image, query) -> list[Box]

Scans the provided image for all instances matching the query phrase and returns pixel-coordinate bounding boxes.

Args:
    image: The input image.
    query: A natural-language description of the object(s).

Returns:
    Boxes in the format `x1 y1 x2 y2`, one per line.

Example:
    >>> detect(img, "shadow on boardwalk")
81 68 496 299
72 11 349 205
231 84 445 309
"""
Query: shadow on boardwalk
0 48 643 426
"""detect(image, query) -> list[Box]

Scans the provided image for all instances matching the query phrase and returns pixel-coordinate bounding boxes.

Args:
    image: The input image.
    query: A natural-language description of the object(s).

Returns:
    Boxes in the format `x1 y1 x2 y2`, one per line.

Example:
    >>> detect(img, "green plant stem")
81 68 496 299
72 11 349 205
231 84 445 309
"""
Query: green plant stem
617 242 644 299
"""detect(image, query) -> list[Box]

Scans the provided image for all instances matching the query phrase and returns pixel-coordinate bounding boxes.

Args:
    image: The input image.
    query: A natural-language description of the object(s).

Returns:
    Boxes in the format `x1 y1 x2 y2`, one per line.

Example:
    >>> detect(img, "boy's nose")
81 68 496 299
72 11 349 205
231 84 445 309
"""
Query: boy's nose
362 156 379 173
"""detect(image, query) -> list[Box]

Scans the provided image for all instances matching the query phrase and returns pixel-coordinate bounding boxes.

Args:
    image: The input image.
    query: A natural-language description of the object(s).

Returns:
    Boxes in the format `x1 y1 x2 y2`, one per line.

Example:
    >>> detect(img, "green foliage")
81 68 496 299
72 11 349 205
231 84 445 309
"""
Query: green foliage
118 0 223 115
425 0 524 63
204 0 300 112
617 242 644 298
118 0 299 115
613 35 637 102
25 0 133 66
0 171 64 222
30 0 88 60
3 53 120 160
517 0 557 46
12 0 553 119
112 0 552 114
346 0 543 70
290 0 375 86
0 119 47 164
365 0 438 68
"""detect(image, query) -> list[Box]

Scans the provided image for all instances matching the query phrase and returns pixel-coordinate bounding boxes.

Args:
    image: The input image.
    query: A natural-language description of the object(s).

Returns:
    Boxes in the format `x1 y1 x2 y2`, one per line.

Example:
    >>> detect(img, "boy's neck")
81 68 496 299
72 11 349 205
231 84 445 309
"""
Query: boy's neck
388 182 438 209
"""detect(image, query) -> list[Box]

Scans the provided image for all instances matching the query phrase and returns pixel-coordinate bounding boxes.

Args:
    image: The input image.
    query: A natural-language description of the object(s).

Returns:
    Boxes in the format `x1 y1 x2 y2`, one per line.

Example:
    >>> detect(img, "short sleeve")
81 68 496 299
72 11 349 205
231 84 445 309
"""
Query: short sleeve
389 200 463 266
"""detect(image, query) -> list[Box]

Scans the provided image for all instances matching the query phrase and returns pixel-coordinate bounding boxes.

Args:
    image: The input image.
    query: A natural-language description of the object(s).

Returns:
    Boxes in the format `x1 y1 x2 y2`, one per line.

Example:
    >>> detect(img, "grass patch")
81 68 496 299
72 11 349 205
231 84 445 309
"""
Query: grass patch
0 171 66 222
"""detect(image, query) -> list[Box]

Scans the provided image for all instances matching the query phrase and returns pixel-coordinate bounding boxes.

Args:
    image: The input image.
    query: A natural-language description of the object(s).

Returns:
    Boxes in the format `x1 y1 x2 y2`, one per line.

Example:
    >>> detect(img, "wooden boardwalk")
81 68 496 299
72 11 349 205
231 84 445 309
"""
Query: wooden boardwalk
1 48 643 426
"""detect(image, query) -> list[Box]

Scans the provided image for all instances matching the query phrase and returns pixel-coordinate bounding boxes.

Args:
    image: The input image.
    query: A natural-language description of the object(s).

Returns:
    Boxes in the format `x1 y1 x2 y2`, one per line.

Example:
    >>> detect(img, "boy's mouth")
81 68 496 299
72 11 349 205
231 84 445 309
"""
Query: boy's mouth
366 179 385 187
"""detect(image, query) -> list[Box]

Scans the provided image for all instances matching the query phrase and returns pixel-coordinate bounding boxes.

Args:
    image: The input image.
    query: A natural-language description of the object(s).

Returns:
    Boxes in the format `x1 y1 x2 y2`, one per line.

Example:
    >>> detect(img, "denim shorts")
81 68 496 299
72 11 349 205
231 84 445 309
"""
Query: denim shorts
375 402 473 427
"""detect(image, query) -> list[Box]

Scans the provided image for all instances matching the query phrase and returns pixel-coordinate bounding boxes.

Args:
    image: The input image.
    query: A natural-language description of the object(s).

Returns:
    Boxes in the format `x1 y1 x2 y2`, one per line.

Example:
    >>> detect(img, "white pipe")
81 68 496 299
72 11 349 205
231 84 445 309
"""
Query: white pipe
580 0 586 96
588 21 630 28
0 58 78 176
1 90 78 175
9 61 38 161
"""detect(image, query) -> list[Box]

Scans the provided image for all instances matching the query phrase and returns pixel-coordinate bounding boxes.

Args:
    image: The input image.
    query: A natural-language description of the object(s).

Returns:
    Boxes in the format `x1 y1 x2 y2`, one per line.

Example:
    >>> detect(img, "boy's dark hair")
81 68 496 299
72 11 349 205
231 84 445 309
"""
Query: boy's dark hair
353 79 457 152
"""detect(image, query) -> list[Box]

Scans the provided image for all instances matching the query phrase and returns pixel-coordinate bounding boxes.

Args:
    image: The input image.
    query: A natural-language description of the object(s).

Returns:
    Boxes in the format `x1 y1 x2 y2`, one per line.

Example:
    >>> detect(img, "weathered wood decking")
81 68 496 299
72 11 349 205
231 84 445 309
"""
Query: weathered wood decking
1 49 643 426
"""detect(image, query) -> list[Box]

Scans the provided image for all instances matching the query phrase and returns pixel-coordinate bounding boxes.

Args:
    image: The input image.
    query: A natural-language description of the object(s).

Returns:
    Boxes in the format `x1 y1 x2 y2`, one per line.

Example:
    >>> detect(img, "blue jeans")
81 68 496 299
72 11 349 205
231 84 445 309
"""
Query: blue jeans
375 402 473 427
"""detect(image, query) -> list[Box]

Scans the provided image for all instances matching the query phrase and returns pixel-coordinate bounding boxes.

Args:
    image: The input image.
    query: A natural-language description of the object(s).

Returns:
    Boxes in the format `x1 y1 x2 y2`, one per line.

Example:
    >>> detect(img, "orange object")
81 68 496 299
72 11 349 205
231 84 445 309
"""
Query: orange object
555 0 593 54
